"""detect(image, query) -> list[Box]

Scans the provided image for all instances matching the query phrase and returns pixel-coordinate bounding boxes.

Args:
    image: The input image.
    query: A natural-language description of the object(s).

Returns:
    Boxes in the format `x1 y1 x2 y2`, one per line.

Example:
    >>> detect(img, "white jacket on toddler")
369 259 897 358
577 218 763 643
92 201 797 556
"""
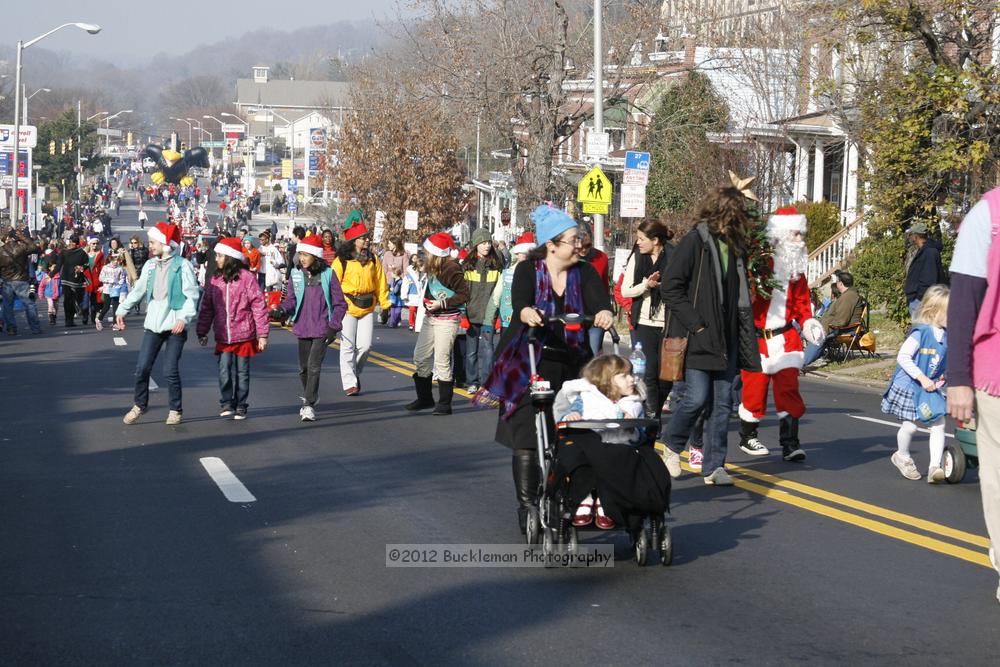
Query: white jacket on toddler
553 378 645 445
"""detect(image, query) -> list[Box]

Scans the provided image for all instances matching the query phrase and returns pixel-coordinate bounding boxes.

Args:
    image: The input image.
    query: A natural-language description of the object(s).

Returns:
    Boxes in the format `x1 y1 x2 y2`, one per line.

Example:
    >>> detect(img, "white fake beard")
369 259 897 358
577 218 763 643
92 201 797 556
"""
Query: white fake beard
771 236 808 283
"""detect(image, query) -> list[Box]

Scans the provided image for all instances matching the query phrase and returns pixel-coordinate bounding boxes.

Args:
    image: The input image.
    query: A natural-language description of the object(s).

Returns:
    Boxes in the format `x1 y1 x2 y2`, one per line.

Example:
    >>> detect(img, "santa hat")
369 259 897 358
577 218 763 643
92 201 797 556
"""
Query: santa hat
344 220 369 241
767 207 807 236
214 237 247 263
423 232 454 258
297 234 324 258
148 221 181 249
512 232 536 255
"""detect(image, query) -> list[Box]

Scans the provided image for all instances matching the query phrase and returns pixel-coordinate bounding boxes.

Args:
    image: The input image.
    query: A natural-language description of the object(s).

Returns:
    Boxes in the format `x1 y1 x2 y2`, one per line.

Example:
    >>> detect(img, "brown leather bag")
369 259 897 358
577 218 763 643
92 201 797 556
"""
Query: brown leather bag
659 252 704 382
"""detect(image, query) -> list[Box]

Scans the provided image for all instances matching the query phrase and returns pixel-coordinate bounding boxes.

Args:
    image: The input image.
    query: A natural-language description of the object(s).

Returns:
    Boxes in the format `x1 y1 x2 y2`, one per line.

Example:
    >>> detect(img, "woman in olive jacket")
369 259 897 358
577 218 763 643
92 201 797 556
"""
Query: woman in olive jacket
660 186 762 486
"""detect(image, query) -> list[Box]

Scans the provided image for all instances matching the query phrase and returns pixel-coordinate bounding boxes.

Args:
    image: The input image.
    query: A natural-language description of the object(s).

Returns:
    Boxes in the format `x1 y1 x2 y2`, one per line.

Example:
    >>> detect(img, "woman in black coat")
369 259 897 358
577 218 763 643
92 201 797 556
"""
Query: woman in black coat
659 186 761 486
476 205 613 534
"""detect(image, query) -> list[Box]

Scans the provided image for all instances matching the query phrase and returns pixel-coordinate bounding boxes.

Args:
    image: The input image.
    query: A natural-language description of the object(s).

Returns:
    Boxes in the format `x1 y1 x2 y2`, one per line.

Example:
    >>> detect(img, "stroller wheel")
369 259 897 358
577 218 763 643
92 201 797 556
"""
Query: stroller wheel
659 520 673 567
634 520 650 566
525 507 541 545
542 527 556 566
565 526 578 555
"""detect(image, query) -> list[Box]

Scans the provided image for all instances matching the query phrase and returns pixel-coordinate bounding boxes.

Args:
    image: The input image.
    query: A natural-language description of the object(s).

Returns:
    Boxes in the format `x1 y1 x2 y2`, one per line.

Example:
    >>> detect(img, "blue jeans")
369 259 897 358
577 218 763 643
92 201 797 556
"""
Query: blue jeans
2 280 41 333
588 326 606 357
909 298 921 320
219 351 251 411
464 323 495 387
803 336 833 366
134 329 187 412
664 347 738 476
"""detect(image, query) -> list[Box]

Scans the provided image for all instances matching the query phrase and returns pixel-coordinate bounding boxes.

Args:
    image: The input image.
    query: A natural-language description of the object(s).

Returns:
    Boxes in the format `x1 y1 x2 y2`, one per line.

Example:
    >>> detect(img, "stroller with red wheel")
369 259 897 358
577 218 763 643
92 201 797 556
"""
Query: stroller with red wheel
523 314 673 566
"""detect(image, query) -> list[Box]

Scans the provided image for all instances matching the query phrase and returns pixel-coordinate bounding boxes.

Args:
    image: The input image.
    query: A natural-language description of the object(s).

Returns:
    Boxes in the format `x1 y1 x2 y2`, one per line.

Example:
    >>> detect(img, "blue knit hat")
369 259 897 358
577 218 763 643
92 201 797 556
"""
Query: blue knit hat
531 205 577 246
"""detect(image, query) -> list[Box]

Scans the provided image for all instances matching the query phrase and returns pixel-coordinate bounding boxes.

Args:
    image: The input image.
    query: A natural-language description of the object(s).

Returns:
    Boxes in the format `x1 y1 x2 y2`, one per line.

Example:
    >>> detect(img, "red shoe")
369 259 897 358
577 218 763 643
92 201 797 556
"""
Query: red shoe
594 501 615 530
573 500 594 527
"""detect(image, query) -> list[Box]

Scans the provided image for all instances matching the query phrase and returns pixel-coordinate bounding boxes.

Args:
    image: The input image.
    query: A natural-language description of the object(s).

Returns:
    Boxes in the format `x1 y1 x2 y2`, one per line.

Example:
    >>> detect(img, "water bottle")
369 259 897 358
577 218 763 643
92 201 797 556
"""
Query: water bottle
630 342 646 381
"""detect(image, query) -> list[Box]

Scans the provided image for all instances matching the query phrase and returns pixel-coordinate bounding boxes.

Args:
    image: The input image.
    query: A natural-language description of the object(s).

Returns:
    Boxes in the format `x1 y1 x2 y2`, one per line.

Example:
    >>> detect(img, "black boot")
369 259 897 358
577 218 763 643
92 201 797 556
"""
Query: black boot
512 449 540 534
48 312 56 326
432 380 454 415
405 374 435 411
738 419 769 457
780 416 806 462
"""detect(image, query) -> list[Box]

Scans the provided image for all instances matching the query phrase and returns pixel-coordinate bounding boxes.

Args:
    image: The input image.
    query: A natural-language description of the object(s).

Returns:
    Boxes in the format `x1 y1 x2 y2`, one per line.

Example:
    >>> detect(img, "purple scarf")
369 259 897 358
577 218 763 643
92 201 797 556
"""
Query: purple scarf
473 260 585 418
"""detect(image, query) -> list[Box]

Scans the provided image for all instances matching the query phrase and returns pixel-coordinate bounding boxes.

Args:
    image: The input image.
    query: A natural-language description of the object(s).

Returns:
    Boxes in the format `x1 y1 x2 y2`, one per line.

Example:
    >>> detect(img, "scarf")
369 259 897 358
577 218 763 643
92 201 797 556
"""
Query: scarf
633 249 668 319
473 260 585 418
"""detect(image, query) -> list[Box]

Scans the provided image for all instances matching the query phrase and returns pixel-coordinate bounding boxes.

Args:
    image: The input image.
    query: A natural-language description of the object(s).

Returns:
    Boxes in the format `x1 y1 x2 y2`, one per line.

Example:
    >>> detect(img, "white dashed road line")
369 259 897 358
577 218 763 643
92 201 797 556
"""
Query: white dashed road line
199 457 257 503
114 337 127 346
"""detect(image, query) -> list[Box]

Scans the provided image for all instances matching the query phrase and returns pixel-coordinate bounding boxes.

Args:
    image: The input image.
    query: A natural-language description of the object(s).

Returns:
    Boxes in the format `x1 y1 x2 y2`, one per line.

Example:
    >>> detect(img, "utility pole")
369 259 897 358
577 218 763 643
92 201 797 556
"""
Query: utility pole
592 0 605 251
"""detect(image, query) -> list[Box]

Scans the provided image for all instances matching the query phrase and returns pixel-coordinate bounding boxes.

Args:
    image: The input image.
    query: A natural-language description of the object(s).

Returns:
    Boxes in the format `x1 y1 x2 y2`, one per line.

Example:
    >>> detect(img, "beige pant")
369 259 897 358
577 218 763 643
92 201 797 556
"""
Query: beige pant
413 316 460 382
975 390 1000 581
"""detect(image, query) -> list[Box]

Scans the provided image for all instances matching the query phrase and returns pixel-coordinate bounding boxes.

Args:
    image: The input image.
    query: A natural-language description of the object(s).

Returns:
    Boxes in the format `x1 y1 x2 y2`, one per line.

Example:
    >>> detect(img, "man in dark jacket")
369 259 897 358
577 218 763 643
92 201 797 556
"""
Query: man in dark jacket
660 187 762 486
59 235 91 327
904 222 944 318
0 228 42 335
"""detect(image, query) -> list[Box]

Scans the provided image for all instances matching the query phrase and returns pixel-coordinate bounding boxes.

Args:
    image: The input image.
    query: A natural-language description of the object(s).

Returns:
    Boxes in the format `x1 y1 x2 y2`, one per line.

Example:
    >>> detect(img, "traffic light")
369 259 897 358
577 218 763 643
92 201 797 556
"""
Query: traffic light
180 142 187 151
49 140 56 155
67 137 73 151
127 131 133 146
60 142 66 155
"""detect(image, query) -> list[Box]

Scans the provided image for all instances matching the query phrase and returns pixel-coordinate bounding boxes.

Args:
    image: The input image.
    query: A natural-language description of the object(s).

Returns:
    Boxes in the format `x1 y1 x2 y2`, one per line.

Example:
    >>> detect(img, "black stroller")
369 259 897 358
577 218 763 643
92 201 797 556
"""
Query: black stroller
523 315 673 566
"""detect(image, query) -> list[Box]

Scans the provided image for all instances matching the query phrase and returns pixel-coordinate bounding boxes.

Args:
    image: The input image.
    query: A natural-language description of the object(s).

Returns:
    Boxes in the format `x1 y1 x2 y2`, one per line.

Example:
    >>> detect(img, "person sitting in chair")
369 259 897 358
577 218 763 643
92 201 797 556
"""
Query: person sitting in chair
803 271 864 367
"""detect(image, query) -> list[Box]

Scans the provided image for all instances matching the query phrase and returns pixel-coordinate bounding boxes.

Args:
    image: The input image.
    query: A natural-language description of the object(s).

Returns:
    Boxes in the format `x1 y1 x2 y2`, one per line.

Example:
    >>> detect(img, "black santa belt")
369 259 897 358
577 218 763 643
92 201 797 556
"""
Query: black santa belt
756 323 794 340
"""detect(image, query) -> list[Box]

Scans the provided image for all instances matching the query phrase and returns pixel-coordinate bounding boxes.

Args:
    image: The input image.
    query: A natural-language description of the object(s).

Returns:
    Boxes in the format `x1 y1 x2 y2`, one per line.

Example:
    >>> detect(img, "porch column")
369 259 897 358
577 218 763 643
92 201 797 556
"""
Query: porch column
812 140 825 203
794 140 810 202
844 141 859 222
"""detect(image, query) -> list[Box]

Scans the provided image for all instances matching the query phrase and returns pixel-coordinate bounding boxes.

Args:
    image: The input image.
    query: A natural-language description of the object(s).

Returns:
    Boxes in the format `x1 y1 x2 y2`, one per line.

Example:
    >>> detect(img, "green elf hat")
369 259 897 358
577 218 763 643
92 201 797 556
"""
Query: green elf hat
343 209 364 230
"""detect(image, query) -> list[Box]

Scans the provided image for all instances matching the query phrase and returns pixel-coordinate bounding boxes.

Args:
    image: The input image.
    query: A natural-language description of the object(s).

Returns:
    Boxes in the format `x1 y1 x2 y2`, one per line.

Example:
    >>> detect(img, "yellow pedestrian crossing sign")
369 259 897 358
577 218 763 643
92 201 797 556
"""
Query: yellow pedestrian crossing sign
577 165 612 214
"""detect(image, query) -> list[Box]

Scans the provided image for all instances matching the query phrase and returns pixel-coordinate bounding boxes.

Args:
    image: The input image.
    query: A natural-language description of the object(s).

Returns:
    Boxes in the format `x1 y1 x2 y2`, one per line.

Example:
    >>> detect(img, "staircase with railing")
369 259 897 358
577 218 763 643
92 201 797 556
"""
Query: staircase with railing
807 215 867 286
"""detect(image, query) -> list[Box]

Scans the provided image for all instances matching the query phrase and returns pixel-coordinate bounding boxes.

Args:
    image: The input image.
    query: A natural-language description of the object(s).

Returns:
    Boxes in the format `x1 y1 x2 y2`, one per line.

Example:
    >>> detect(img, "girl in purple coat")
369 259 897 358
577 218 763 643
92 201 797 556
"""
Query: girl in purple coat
279 234 348 422
197 238 270 420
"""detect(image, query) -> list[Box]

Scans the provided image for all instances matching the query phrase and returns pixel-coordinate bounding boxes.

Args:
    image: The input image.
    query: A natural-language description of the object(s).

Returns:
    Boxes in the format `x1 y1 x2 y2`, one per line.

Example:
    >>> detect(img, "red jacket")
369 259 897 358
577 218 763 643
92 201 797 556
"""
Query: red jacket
583 248 609 292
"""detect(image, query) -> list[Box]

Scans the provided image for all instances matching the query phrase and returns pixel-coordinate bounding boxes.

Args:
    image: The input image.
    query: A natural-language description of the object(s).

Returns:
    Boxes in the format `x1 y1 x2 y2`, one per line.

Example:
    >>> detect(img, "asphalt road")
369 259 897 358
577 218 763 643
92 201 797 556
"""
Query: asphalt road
2 210 998 665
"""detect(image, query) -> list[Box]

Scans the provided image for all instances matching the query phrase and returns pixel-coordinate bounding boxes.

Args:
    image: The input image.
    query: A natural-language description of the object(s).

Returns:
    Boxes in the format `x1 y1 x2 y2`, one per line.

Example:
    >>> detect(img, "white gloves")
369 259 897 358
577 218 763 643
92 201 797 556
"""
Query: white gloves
802 318 825 345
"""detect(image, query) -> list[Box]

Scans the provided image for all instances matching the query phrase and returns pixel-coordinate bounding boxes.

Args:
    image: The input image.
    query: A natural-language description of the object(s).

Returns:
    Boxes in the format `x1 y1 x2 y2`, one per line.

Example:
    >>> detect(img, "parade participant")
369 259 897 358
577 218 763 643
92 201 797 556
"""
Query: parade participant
96 252 127 331
883 286 949 482
387 268 405 328
333 217 390 396
258 231 284 292
321 229 337 265
947 186 1000 604
620 218 674 419
737 207 826 462
279 234 348 421
197 238 270 421
402 254 424 330
576 224 611 356
59 235 89 327
406 233 469 415
474 205 613 534
37 251 60 326
484 232 535 337
82 237 105 326
554 353 645 530
116 222 201 426
0 228 42 335
242 236 263 290
462 227 503 393
660 187 763 485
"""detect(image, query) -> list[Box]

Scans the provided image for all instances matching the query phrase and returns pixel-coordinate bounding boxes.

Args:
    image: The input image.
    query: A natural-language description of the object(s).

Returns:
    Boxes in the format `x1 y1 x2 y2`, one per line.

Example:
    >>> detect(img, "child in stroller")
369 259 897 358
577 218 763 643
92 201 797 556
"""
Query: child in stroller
547 355 673 565
553 354 645 529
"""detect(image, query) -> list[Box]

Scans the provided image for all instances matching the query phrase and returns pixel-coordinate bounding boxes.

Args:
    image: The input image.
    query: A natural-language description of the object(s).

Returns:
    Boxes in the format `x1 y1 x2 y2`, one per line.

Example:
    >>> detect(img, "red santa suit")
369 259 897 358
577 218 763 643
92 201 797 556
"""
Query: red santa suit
739 209 824 424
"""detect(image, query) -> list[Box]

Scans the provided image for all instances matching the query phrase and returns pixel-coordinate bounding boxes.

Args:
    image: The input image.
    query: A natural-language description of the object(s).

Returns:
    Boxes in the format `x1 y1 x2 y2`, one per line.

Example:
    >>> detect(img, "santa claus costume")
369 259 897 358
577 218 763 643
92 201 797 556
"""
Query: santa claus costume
738 207 825 462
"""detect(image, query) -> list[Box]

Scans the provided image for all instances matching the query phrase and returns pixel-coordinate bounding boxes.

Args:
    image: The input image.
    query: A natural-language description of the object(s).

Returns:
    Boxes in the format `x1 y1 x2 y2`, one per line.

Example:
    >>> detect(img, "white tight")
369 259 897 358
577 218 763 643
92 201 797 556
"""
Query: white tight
897 418 946 469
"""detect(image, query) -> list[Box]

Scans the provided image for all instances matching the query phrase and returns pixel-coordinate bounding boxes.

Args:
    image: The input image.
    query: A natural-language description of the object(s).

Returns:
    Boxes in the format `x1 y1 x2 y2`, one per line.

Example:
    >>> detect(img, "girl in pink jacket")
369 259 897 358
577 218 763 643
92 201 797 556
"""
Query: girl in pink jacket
196 238 270 420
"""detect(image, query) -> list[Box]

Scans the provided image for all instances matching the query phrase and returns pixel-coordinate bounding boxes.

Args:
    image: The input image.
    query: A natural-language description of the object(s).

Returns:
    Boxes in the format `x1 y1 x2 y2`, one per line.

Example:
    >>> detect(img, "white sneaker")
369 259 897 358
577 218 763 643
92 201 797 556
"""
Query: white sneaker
123 405 144 425
927 466 945 484
165 410 182 425
658 447 682 479
704 467 734 486
220 409 234 417
95 320 103 331
301 405 315 421
891 452 921 480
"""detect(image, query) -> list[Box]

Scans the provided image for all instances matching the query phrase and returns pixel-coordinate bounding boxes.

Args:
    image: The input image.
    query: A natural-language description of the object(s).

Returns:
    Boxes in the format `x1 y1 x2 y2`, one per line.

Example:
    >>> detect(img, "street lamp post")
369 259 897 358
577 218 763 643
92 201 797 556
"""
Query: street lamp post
592 0 605 251
172 118 193 150
203 115 227 177
186 118 203 144
221 113 251 190
104 110 132 180
80 109 107 205
22 87 50 125
10 22 100 226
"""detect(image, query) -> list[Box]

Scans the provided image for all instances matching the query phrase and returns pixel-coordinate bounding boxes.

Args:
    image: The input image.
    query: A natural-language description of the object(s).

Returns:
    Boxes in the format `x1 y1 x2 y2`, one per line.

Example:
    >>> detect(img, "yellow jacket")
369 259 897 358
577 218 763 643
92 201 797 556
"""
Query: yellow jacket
333 257 391 318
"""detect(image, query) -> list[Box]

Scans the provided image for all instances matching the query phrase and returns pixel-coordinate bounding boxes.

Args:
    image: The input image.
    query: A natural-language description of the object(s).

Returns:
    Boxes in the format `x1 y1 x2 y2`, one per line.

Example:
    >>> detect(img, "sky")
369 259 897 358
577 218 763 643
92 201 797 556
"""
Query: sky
2 0 399 62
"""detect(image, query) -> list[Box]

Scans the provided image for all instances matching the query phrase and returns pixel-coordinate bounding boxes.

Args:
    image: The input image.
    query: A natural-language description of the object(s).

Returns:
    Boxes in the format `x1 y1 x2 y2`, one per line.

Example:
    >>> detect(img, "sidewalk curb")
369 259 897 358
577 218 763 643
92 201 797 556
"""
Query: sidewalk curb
802 369 886 391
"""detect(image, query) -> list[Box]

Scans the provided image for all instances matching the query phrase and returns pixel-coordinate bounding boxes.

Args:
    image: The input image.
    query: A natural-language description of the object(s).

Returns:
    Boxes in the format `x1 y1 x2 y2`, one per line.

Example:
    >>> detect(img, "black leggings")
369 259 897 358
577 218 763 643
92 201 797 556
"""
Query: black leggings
98 295 120 322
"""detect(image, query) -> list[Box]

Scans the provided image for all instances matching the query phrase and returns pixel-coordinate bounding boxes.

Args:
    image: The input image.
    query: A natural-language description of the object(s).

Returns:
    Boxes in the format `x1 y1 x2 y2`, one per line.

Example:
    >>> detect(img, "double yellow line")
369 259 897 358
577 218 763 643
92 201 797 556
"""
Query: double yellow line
314 332 994 570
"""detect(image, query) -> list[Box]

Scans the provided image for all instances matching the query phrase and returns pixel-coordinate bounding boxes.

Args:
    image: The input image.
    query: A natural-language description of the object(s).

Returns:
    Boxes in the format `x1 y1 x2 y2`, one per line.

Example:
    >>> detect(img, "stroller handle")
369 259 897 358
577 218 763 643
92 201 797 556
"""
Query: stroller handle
527 312 593 342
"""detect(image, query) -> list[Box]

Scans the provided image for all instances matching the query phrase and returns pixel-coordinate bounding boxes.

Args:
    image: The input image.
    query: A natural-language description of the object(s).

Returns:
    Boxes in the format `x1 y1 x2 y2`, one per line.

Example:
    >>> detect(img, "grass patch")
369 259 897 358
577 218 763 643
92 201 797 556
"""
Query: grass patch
867 312 908 352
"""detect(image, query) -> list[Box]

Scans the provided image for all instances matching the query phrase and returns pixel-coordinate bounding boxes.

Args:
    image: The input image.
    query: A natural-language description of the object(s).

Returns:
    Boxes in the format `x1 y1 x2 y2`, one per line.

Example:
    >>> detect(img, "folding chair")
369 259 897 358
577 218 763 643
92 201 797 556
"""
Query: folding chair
826 297 876 362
